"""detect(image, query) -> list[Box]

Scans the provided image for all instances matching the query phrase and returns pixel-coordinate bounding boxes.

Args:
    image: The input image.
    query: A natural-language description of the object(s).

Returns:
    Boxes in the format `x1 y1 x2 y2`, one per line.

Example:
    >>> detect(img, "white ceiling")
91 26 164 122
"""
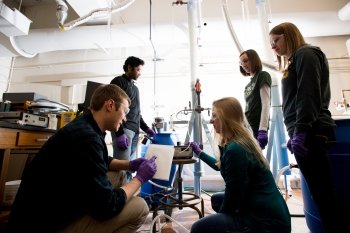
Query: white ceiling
1 0 350 85
2 0 350 50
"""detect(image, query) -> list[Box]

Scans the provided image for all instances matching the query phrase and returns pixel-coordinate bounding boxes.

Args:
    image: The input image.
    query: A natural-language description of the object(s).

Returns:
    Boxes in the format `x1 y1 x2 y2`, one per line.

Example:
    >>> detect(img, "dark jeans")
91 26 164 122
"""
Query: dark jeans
211 192 224 212
190 192 252 233
293 127 348 233
190 213 251 233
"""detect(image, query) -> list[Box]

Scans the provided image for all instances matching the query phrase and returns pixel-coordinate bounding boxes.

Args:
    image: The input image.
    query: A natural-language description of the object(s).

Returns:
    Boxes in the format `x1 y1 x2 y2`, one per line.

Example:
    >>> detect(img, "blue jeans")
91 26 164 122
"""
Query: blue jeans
112 128 139 181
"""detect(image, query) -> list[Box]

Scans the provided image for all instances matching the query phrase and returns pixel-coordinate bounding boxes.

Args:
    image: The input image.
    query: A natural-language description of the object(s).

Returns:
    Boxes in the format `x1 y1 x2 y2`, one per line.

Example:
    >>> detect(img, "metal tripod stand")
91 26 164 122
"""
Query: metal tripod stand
170 79 213 196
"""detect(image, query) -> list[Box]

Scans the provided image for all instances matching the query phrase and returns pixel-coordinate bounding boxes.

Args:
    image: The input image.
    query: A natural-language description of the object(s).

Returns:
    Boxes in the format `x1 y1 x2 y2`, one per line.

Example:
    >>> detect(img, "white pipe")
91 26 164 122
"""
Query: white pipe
9 36 37 58
338 1 350 21
241 0 250 21
241 1 246 21
255 0 277 70
0 0 137 57
3 23 187 57
16 25 146 54
62 0 136 31
221 0 277 71
56 0 68 29
148 180 173 191
221 0 244 53
5 57 15 93
188 0 200 87
187 0 204 197
255 0 274 62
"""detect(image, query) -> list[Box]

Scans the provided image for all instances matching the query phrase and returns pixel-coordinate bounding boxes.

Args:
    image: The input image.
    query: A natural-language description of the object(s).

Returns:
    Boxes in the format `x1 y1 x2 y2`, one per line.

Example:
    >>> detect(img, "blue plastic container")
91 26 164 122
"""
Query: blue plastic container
301 175 324 233
140 133 177 203
302 117 350 233
329 118 350 206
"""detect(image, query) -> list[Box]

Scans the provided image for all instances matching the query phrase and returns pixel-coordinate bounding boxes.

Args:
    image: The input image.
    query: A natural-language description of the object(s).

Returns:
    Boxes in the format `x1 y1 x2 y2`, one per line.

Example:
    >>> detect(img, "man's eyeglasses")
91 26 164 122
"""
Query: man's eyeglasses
111 99 129 115
122 105 130 115
270 34 284 47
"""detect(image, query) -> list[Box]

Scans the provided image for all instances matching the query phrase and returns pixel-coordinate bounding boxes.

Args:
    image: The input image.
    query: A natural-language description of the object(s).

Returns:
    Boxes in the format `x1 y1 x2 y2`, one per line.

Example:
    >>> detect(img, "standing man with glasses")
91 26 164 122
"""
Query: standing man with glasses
239 49 272 150
7 84 157 233
110 56 156 181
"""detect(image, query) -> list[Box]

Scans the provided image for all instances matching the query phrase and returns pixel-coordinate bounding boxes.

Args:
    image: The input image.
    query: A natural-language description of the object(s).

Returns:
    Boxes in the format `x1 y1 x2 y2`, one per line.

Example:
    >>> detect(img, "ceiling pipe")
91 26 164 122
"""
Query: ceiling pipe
255 0 277 71
187 0 204 197
0 22 188 58
56 0 69 30
0 0 136 58
221 0 276 71
9 36 37 58
18 25 148 54
221 0 244 53
338 1 350 21
61 0 136 31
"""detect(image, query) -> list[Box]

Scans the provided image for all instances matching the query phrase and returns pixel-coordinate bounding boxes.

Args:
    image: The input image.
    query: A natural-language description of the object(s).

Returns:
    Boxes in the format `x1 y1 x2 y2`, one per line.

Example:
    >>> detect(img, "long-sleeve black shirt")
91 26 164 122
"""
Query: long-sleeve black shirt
281 45 335 136
7 111 127 233
110 74 149 136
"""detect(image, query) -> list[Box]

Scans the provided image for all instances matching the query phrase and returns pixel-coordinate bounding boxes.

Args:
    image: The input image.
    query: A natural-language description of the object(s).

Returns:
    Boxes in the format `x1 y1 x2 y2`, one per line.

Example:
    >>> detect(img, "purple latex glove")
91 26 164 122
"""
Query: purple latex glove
135 156 157 184
146 128 156 137
287 138 293 154
257 130 268 149
116 134 129 150
190 142 202 156
129 157 147 172
291 132 308 156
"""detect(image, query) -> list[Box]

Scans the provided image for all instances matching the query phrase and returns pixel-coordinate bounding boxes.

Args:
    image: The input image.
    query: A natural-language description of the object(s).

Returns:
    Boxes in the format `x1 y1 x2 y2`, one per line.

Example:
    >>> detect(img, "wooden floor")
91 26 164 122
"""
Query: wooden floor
138 188 311 233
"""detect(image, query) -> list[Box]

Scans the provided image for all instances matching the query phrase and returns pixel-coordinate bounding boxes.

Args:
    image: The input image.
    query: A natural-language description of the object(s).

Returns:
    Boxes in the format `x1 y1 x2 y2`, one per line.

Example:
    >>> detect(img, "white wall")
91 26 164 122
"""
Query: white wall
308 36 350 116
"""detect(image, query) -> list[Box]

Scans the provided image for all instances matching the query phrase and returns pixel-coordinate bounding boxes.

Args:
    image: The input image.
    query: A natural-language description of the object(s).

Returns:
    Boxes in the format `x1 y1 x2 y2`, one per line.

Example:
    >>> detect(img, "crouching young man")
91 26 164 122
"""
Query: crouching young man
7 84 157 233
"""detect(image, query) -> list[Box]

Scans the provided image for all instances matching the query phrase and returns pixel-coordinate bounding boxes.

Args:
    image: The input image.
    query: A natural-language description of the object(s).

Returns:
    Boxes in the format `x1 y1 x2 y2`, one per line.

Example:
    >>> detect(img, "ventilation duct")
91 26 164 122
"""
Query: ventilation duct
0 2 32 37
0 23 188 58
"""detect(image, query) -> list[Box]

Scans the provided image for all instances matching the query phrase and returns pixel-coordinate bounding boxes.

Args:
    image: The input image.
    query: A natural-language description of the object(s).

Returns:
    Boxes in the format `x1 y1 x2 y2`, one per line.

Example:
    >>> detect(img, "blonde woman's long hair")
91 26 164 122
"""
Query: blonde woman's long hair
212 97 270 169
